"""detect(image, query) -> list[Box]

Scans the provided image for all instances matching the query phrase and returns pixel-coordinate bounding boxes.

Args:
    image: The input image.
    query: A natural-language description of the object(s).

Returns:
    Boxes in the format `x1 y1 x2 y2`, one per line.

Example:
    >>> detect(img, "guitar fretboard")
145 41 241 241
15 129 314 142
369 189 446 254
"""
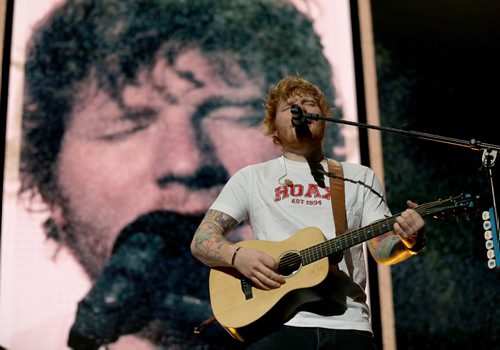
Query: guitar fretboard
300 197 465 265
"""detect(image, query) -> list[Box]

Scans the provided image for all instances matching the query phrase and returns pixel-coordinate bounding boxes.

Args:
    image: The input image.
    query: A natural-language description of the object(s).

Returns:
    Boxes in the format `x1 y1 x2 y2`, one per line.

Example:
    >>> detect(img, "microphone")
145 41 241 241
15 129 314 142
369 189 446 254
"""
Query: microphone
290 104 321 127
291 104 307 127
67 211 232 349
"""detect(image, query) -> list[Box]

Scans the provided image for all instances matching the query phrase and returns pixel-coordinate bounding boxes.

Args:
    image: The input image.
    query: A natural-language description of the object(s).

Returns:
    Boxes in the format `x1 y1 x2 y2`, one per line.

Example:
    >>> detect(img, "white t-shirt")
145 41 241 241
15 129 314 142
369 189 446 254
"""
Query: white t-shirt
210 156 391 332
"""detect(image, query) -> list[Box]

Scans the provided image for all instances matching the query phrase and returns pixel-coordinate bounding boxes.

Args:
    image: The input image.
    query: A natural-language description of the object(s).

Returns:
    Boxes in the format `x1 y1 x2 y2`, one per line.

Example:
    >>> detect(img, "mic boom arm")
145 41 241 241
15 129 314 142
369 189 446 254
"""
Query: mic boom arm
311 109 500 270
303 112 499 152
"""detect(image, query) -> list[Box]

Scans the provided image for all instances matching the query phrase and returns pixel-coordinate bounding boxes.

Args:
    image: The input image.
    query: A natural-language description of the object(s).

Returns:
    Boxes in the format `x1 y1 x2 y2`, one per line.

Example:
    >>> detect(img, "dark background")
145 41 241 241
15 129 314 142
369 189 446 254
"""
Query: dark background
368 0 500 348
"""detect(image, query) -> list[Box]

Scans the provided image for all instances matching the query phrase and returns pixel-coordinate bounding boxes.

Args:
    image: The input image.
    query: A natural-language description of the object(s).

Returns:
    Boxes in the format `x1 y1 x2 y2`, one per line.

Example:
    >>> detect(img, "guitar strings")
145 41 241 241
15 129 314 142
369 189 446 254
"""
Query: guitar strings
278 197 458 270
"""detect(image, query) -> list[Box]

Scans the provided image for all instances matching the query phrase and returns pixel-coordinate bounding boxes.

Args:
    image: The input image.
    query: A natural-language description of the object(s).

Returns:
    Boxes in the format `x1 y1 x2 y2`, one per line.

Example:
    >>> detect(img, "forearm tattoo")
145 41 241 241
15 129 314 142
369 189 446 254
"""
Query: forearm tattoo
371 234 414 264
374 235 401 260
193 209 238 265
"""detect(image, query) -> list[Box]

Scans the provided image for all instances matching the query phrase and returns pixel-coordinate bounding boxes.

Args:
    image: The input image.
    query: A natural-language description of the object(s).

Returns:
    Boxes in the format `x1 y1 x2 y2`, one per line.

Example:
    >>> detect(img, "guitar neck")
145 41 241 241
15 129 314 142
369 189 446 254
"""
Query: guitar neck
300 203 437 265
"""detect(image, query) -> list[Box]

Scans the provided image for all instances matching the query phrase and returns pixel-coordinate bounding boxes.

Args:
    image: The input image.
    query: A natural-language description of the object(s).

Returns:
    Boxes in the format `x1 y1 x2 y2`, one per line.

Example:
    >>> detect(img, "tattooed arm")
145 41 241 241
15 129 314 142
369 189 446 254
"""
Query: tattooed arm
190 209 286 290
367 200 426 265
368 234 416 265
190 209 239 267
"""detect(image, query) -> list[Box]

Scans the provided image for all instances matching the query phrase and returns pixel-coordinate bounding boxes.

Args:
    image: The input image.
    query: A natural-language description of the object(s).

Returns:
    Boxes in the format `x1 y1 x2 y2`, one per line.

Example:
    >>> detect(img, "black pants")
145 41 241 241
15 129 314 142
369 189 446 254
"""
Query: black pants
244 326 377 350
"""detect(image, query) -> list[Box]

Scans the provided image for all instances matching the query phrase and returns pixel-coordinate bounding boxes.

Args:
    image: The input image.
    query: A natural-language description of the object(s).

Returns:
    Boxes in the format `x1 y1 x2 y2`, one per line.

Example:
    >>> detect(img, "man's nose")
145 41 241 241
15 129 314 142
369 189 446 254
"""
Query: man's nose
153 111 203 178
152 109 230 189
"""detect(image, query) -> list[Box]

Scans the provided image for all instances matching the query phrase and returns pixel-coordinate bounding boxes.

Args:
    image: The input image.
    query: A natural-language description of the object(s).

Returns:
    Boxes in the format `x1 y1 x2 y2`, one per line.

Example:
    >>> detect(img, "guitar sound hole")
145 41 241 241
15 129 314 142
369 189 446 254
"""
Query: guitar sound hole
277 251 302 277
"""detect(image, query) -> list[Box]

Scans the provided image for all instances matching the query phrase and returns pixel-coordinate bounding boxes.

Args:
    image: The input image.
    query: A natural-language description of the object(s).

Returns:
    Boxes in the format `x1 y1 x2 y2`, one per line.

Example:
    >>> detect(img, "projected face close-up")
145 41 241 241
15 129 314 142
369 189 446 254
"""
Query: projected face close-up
55 47 278 280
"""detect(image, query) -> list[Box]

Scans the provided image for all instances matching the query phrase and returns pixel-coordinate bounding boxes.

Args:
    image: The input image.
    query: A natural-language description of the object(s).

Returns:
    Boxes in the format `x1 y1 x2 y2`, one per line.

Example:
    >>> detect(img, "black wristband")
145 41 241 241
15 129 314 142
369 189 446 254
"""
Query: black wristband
231 247 242 265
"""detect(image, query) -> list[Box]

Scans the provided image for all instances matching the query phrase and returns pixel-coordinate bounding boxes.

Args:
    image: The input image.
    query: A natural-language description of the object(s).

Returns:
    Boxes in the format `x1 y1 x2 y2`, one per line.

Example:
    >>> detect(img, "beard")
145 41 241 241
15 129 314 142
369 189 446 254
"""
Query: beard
60 203 115 281
60 205 237 349
278 121 326 153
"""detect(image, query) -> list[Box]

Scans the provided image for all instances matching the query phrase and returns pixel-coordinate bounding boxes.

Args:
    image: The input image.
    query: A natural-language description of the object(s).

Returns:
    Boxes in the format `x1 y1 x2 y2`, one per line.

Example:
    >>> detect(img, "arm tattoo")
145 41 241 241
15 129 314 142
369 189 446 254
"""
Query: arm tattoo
375 235 401 259
193 209 239 265
371 234 415 265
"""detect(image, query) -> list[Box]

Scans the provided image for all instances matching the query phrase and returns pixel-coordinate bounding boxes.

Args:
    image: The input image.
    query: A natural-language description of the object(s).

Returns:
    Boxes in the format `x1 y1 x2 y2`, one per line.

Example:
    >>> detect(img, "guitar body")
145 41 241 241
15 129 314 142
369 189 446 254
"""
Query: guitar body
209 227 330 339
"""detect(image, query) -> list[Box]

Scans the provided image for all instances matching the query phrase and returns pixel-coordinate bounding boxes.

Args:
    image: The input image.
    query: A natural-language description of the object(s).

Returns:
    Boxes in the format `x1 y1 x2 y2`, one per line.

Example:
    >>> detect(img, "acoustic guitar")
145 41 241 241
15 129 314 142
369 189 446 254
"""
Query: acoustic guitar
208 193 478 342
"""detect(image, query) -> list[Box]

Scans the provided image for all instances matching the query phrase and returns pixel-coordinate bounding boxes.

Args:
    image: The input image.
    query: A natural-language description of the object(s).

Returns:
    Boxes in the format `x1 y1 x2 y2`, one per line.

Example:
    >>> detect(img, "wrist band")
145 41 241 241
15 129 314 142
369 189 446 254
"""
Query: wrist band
405 234 427 255
231 247 242 266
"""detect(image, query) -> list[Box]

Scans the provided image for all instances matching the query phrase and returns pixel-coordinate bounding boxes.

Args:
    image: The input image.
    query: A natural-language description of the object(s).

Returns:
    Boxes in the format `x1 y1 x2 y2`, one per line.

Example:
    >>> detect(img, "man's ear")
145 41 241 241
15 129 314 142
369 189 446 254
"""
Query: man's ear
51 204 67 228
272 131 281 146
43 204 66 241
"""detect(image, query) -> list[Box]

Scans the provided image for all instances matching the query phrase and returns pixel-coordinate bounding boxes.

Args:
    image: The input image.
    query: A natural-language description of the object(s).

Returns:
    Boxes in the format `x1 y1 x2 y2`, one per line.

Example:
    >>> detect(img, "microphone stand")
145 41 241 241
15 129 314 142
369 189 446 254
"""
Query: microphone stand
305 113 500 268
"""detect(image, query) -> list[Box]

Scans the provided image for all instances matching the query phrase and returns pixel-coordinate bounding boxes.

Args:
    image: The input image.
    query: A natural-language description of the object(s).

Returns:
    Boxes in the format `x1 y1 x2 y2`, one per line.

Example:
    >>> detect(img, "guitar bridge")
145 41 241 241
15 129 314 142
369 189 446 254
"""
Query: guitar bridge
240 276 253 300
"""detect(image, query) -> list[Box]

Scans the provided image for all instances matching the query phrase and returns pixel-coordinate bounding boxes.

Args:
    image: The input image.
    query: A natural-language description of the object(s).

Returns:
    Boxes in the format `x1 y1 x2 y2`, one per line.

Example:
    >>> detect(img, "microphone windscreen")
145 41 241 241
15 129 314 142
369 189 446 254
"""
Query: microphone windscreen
291 104 306 127
67 211 233 349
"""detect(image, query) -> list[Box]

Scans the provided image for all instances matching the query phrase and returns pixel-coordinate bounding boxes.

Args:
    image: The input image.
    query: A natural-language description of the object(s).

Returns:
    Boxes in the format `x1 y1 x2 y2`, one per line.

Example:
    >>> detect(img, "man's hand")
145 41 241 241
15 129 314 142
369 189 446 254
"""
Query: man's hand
232 247 286 290
394 200 426 249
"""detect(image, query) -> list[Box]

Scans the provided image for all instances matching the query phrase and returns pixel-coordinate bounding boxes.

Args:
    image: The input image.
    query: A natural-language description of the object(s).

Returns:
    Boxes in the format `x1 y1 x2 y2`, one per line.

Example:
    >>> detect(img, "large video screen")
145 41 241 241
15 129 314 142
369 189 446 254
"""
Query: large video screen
0 0 360 348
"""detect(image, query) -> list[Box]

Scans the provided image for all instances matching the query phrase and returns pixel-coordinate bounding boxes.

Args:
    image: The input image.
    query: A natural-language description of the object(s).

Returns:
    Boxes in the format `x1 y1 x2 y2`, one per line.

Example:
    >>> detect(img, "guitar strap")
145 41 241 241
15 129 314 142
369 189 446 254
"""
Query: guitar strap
327 159 346 236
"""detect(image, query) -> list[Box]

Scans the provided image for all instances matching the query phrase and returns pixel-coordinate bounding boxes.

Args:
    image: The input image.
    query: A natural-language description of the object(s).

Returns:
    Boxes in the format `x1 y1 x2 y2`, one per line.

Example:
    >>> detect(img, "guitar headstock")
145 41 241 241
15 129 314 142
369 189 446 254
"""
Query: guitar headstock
420 193 480 221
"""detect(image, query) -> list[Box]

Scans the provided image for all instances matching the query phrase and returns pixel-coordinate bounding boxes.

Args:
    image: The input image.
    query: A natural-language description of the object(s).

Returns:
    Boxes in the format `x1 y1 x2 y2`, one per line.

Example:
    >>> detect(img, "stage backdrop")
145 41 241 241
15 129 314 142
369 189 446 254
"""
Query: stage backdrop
0 0 362 349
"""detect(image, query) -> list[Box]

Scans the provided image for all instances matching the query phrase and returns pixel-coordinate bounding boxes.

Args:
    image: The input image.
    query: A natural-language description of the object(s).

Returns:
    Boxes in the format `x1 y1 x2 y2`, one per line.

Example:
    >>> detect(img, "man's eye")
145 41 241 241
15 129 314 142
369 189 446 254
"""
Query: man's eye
99 123 149 141
205 104 262 128
210 114 261 128
235 115 261 127
98 109 157 140
97 110 156 140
